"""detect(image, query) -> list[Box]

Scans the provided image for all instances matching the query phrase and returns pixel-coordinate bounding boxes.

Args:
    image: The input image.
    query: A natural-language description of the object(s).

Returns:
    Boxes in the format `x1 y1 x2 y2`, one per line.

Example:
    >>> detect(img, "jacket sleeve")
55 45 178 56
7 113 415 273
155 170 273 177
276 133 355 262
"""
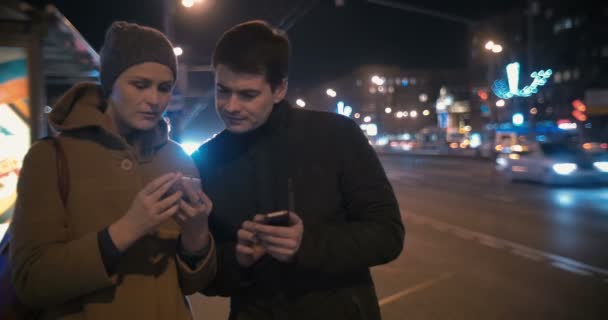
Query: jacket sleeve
199 240 254 297
294 118 405 274
170 145 219 295
9 141 116 308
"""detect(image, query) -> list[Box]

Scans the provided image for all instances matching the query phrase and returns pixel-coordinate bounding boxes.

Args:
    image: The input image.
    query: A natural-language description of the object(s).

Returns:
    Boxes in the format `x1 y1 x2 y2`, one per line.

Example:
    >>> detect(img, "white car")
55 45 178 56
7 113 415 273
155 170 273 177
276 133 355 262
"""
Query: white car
496 142 608 185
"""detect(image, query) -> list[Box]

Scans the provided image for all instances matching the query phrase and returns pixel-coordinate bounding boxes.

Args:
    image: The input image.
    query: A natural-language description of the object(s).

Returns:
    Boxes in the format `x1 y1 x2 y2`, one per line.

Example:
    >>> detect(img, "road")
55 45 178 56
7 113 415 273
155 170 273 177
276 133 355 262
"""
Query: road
190 155 608 319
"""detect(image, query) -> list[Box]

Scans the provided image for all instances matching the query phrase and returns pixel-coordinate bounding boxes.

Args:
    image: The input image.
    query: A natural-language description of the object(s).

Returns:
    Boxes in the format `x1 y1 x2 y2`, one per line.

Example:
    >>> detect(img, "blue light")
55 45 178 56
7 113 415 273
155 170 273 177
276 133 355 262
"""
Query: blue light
492 65 553 99
512 113 524 126
343 106 353 117
337 101 345 114
536 135 547 142
506 62 520 95
480 105 489 113
401 79 409 87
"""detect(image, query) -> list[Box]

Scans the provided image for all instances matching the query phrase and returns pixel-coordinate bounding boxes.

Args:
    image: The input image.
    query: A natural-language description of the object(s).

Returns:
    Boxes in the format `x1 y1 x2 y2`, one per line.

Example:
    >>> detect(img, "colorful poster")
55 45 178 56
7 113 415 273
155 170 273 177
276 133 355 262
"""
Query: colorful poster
0 47 30 240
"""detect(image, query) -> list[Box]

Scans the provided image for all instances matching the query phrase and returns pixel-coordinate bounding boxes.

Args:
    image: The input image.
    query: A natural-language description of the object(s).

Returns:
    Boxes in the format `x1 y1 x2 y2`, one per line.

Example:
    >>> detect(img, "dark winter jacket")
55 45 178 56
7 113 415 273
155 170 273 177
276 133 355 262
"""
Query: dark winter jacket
192 100 404 320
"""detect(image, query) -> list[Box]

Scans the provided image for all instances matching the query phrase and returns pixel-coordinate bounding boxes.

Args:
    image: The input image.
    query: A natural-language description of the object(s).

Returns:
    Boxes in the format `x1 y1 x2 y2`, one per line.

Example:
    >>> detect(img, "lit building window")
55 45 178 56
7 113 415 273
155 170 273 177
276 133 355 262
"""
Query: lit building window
554 72 562 83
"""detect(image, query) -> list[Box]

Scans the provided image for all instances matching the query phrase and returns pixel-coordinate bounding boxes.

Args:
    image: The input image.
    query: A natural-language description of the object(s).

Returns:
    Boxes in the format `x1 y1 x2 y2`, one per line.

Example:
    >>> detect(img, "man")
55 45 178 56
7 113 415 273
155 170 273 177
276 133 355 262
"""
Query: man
192 20 404 320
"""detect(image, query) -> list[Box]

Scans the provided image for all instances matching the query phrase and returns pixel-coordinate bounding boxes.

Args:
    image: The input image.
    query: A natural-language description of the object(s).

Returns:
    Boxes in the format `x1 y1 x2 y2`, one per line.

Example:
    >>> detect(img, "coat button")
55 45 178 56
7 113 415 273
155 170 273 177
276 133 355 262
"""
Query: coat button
121 159 133 171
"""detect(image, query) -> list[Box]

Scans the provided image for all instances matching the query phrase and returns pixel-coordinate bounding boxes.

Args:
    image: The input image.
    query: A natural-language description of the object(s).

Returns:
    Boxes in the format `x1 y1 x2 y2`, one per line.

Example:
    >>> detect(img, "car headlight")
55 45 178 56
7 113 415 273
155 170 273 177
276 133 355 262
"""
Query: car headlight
594 161 608 172
552 163 577 175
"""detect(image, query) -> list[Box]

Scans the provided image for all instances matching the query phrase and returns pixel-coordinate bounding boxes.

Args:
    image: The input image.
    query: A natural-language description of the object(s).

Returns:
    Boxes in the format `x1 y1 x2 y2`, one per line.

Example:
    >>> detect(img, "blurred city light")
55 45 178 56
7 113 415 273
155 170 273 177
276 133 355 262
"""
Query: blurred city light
396 111 404 118
485 41 495 50
371 75 385 86
558 122 577 130
419 93 429 102
180 141 200 155
491 44 503 53
343 106 353 117
594 162 608 172
326 88 337 97
496 99 506 107
530 107 538 115
512 113 524 126
410 111 418 118
423 109 430 116
470 133 482 148
506 62 520 95
296 99 306 107
552 163 577 175
354 113 361 119
493 65 552 99
366 123 378 136
364 116 372 123
182 0 195 8
385 107 392 114
173 47 183 56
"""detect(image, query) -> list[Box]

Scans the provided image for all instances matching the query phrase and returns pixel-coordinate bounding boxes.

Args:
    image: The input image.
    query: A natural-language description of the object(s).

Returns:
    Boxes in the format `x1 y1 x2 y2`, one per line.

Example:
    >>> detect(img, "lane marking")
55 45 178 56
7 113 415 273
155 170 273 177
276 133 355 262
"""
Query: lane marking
379 272 455 307
404 211 608 279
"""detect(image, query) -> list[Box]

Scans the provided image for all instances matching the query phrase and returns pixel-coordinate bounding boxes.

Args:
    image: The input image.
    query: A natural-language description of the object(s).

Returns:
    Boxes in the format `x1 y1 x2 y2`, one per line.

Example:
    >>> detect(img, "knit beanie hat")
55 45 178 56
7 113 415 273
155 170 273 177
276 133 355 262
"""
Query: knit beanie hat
99 21 177 95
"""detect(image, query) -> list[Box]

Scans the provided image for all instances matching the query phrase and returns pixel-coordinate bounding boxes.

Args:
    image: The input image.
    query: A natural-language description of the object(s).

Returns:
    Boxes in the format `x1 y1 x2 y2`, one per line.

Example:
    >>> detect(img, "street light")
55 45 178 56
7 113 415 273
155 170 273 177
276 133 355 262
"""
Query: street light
326 89 337 97
485 40 503 54
410 111 418 118
396 111 404 118
496 99 506 107
296 99 306 108
385 107 392 114
371 75 385 86
422 109 430 116
491 44 503 53
173 47 183 56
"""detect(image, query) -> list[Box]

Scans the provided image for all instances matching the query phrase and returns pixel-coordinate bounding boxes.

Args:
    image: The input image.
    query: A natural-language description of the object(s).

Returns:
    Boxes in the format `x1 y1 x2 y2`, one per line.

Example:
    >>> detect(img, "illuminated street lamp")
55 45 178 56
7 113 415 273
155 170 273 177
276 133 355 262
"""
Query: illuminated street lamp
326 89 337 97
296 99 306 108
491 44 503 53
181 0 195 7
173 47 183 56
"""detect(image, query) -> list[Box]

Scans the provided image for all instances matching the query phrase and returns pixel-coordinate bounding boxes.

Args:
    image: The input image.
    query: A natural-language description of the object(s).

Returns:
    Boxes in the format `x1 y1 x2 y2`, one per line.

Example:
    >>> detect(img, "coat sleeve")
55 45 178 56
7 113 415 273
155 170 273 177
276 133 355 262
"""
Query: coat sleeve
170 144 219 295
9 141 116 308
294 118 405 274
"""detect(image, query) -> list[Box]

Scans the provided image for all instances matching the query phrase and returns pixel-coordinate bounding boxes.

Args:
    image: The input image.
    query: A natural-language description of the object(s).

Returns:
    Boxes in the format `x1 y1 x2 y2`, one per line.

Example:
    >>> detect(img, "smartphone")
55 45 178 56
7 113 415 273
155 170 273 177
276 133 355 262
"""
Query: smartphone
263 210 290 226
166 176 202 203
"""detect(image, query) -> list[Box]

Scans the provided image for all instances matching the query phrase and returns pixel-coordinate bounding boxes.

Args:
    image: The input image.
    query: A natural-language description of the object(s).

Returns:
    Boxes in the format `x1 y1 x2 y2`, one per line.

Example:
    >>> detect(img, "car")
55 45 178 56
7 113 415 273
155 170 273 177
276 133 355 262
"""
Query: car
496 142 608 185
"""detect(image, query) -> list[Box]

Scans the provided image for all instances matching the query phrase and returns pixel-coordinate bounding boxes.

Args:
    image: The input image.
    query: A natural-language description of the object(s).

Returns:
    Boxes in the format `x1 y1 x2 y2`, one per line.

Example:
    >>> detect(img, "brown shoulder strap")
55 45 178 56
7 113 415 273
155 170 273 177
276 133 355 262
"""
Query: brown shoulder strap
48 137 70 206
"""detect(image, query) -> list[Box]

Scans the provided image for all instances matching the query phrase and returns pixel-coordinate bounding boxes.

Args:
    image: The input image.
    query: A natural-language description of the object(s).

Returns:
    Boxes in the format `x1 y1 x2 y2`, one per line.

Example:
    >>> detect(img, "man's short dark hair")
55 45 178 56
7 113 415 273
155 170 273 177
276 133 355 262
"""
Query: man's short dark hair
212 20 289 90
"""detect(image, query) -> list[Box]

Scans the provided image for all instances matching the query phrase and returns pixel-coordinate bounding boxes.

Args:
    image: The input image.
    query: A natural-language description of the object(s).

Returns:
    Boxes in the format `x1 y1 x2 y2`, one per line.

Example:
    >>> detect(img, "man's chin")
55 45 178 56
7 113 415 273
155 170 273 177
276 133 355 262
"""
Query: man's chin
225 123 254 134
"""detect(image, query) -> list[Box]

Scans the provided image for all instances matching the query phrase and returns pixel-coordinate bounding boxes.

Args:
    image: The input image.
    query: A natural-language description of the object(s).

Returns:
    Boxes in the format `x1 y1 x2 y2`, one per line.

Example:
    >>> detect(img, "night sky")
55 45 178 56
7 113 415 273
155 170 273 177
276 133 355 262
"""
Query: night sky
28 0 522 89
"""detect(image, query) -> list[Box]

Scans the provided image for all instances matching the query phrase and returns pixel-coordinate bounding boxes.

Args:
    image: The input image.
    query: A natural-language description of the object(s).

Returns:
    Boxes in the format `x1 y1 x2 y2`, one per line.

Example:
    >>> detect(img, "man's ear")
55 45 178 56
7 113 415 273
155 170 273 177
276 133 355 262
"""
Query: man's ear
272 79 288 103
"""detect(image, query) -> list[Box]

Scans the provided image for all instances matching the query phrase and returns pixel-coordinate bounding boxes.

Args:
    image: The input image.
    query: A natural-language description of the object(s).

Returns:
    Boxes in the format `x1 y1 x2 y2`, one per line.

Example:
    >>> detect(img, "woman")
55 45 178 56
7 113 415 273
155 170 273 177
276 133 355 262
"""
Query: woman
9 21 216 319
